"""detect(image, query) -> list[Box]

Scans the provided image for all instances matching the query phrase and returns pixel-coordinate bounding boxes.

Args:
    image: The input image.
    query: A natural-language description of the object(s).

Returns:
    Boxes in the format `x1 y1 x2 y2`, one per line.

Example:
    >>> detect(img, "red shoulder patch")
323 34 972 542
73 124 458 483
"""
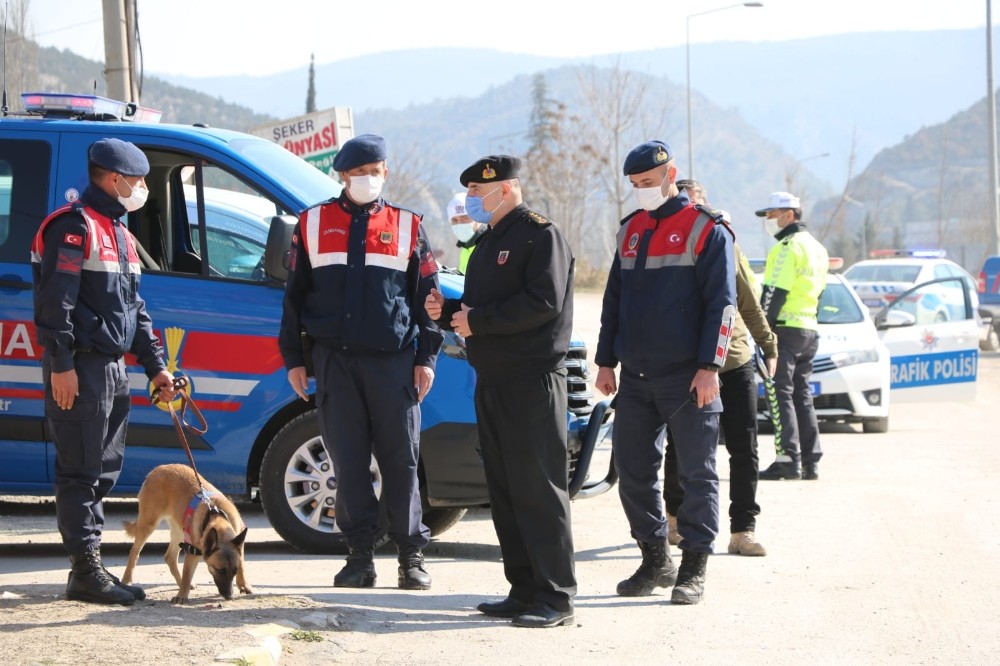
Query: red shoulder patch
64 233 83 246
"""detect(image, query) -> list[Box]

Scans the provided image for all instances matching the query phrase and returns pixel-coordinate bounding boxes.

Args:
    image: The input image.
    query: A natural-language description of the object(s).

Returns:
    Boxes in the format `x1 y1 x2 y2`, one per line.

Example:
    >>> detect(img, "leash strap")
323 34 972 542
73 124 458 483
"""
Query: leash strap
151 376 210 494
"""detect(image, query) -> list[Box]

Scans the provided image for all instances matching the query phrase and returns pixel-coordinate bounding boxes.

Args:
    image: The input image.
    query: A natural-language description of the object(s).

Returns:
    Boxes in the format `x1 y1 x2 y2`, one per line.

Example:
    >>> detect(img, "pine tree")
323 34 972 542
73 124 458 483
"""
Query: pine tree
306 53 316 113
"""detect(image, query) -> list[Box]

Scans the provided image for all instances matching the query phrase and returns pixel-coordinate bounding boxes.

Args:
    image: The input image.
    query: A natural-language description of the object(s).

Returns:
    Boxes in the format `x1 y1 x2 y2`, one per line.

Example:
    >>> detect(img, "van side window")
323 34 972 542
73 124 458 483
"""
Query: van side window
0 140 51 264
126 149 285 281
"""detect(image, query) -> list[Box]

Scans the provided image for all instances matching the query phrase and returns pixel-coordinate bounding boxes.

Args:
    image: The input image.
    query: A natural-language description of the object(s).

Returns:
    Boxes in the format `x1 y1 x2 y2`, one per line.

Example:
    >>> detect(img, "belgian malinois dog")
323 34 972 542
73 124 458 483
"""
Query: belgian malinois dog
121 464 252 603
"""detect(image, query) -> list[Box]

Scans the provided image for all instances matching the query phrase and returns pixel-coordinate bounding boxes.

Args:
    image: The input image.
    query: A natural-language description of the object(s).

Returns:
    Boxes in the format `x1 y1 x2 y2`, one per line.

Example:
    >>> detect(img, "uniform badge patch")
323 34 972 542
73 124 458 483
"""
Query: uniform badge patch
101 234 113 249
655 148 668 163
380 231 394 244
483 163 497 180
627 233 640 251
497 250 509 265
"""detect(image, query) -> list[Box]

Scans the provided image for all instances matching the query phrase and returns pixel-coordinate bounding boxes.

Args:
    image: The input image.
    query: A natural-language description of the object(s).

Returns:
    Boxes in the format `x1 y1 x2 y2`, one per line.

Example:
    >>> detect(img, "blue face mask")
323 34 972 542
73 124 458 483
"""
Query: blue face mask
465 187 502 223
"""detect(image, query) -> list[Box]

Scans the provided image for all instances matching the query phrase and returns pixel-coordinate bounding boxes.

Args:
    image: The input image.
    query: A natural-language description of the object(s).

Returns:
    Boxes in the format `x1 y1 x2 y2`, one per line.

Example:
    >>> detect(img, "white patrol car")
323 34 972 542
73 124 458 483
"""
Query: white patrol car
843 249 978 319
751 256 980 434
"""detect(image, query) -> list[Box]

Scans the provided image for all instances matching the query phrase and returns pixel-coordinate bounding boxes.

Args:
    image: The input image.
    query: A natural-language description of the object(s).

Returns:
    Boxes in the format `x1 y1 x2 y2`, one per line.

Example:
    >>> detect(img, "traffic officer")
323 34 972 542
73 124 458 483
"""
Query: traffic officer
278 134 443 590
32 138 175 606
755 191 829 480
662 179 778 557
446 192 487 274
595 141 736 605
425 155 577 628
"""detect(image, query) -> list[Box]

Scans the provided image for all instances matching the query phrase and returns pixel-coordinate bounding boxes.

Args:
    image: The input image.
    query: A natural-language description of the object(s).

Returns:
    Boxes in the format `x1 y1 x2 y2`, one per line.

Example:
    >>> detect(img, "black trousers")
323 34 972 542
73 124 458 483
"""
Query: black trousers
664 360 761 533
474 369 576 612
773 326 822 464
44 352 130 557
312 344 429 548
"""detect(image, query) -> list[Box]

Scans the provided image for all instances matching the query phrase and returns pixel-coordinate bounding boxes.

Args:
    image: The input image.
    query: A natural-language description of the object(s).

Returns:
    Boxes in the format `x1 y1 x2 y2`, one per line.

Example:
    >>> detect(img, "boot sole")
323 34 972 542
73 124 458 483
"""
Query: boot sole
67 590 135 606
333 576 376 588
616 571 678 596
398 579 431 590
670 592 703 605
512 613 574 628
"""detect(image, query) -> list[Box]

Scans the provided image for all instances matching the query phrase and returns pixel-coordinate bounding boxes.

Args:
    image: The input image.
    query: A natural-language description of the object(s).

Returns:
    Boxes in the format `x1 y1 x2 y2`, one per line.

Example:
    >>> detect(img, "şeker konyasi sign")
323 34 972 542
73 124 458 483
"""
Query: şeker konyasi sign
251 107 354 178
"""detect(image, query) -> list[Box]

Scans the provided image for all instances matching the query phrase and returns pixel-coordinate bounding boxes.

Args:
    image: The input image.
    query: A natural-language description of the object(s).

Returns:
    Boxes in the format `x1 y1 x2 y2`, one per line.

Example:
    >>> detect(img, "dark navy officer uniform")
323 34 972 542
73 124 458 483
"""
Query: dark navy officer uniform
596 142 736 562
278 135 443 563
32 138 170 605
437 155 577 627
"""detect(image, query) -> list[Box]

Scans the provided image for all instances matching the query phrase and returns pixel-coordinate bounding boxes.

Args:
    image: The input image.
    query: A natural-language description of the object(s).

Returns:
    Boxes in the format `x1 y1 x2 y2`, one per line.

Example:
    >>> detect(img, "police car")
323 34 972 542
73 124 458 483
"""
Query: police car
0 93 615 553
753 256 980 433
753 270 892 433
844 250 978 319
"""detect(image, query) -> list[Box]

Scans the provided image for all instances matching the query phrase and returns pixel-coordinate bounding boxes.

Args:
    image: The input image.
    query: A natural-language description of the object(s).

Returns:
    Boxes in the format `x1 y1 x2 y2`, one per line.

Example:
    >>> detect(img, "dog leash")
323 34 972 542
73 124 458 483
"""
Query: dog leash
150 376 210 495
151 377 229 556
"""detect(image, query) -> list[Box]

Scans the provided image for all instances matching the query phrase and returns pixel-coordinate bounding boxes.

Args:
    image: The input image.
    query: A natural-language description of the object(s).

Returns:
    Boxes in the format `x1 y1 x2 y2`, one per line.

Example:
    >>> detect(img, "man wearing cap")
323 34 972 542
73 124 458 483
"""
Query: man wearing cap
595 141 736 605
445 192 486 274
660 179 777 557
425 155 576 628
755 192 829 481
279 133 443 591
32 137 176 605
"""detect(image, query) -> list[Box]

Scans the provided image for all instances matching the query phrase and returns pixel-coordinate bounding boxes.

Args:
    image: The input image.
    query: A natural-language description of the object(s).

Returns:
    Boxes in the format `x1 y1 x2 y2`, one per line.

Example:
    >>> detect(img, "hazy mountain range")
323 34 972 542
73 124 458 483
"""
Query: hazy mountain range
26 27 1000 269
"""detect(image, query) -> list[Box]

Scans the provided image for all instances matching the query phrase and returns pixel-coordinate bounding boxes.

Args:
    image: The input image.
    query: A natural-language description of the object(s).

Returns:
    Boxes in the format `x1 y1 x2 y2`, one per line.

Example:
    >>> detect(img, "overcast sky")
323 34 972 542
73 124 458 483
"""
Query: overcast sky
26 0 994 78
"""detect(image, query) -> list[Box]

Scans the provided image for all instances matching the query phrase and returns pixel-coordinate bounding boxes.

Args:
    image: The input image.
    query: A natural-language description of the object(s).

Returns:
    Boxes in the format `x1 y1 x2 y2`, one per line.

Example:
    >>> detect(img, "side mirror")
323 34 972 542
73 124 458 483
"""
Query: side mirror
876 309 916 330
264 215 298 283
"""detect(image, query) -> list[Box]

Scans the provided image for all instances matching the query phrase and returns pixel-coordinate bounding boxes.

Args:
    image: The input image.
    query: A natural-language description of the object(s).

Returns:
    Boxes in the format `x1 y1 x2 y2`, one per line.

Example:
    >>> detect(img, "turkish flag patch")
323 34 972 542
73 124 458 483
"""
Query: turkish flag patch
64 233 83 246
420 254 439 278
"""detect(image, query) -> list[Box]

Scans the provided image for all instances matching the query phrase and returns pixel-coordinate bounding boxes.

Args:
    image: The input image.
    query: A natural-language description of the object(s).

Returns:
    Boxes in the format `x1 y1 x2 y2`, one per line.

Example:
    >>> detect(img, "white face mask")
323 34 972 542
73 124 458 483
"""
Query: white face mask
634 171 670 211
452 222 475 242
764 217 781 237
115 178 149 212
347 174 385 204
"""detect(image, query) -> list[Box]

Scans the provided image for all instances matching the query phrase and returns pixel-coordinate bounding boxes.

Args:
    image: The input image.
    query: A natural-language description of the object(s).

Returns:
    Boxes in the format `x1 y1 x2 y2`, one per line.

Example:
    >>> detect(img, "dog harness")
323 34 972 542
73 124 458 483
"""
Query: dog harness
180 489 226 556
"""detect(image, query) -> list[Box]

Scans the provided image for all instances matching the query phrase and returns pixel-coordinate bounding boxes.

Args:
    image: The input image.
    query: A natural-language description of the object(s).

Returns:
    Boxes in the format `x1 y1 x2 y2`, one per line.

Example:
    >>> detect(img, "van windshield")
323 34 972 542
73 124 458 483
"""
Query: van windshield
229 138 341 212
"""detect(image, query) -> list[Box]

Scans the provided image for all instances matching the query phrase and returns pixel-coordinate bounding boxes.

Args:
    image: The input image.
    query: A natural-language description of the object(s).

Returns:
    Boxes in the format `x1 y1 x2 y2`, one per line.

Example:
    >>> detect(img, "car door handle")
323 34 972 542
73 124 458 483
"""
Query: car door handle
0 275 32 290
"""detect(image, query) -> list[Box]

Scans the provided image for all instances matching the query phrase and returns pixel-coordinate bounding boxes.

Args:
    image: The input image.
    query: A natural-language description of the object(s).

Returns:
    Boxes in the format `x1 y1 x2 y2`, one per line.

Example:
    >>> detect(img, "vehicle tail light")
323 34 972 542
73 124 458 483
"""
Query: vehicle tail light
979 271 986 293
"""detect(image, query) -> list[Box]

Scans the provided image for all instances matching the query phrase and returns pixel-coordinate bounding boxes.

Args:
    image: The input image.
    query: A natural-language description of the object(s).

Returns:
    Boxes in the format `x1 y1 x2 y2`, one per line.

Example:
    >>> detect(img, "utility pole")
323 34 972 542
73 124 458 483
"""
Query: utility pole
988 0 1000 254
102 0 138 102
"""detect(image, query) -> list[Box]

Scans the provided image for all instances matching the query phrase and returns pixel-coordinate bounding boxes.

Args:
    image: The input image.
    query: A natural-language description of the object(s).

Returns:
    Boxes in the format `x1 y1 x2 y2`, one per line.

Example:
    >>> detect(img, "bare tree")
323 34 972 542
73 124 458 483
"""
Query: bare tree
575 61 660 262
521 74 603 259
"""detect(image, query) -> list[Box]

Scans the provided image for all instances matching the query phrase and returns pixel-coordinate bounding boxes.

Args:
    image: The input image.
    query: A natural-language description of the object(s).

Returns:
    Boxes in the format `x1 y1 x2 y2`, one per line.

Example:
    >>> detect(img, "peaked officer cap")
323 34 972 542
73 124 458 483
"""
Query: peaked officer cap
332 133 387 172
88 138 150 177
460 155 521 187
623 140 672 176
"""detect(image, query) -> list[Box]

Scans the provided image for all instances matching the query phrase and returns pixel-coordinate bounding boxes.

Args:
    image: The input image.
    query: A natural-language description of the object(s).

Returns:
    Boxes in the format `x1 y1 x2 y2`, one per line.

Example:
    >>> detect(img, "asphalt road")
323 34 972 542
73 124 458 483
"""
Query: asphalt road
1 294 998 664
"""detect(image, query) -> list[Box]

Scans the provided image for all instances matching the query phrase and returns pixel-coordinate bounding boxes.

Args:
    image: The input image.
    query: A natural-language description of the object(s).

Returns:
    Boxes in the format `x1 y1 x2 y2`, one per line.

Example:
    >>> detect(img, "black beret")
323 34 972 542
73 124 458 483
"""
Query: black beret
623 140 672 176
332 133 387 172
88 138 149 177
460 155 521 187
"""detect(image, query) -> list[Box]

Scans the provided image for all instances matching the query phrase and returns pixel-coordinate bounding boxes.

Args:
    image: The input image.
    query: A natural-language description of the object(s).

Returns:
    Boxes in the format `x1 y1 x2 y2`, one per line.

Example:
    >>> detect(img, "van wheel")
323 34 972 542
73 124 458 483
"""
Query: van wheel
862 417 889 434
259 411 388 554
422 507 467 536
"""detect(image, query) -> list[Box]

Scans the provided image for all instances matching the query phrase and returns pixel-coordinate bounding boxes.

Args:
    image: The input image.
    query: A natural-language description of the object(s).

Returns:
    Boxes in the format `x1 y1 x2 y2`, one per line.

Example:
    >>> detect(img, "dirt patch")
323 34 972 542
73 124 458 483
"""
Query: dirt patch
0 589 358 665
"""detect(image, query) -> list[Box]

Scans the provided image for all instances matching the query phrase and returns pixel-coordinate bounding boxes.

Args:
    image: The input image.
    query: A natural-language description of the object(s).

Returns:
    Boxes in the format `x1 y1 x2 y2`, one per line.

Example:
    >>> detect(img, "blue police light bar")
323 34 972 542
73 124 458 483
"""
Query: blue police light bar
21 92 161 123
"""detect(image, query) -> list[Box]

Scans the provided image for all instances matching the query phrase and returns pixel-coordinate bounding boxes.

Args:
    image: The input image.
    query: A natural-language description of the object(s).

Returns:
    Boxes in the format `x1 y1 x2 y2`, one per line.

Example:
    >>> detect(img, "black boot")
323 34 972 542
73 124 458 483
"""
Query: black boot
803 462 819 480
759 461 802 480
671 550 709 605
67 550 136 606
397 545 432 590
333 545 376 588
102 566 146 600
616 540 678 596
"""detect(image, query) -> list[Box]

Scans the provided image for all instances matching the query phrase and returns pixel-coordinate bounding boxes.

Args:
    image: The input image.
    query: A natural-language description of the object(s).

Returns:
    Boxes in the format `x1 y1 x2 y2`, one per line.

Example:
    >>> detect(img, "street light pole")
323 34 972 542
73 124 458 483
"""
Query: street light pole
686 2 763 179
785 151 830 191
987 0 1000 255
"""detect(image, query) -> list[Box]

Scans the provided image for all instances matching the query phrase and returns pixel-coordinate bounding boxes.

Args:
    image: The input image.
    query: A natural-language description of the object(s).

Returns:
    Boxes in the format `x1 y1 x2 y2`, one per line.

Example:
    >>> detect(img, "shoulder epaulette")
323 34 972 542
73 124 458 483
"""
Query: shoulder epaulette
620 208 642 227
694 203 735 240
526 209 550 227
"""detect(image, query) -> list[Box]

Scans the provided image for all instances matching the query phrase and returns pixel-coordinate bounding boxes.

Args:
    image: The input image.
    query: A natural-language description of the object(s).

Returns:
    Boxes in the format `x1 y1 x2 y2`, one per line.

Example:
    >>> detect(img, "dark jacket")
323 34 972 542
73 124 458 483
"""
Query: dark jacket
31 184 165 376
596 193 736 375
440 204 574 385
278 193 443 368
